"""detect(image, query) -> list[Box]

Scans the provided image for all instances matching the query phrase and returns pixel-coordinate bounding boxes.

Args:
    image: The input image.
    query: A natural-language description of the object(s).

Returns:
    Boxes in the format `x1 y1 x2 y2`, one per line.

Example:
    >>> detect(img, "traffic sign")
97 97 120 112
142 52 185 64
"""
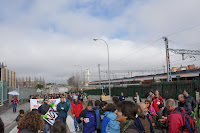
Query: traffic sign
101 85 105 89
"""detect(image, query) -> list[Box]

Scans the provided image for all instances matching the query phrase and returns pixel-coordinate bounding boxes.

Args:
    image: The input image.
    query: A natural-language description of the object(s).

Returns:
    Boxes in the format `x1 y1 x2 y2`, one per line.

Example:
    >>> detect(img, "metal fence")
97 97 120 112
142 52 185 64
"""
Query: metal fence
84 80 200 99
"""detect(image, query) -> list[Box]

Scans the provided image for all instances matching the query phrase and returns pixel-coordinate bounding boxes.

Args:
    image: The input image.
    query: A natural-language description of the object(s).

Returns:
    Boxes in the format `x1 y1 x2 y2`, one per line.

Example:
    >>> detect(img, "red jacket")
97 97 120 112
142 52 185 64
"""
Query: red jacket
71 100 83 117
167 107 190 133
152 96 163 112
11 98 19 104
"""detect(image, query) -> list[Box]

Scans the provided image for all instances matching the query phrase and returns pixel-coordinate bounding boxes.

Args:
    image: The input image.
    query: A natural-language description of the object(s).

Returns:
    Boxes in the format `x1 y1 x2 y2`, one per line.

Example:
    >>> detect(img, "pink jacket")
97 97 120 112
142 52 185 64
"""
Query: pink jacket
149 105 157 122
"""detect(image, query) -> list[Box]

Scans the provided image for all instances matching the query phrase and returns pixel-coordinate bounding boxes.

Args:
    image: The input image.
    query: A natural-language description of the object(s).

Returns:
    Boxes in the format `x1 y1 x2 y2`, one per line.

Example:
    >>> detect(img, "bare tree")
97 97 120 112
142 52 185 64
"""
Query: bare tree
67 74 81 92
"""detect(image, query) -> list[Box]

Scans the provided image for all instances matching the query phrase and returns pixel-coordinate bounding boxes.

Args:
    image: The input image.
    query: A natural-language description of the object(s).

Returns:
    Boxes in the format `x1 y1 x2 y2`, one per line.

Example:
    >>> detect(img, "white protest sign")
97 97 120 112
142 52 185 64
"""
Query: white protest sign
30 99 60 111
43 109 58 126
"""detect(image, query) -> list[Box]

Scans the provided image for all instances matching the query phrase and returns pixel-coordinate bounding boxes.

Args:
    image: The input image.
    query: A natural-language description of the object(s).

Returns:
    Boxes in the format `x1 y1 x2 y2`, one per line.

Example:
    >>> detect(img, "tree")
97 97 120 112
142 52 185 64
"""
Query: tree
36 84 44 89
67 74 81 92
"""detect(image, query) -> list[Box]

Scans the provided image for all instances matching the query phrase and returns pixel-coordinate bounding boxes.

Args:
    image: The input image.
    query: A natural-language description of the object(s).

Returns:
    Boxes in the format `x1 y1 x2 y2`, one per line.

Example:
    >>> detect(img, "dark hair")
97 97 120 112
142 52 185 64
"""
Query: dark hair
116 101 138 120
87 101 93 106
32 109 38 113
95 100 101 107
112 97 119 105
158 104 164 109
100 101 107 108
19 110 24 114
105 103 116 112
51 120 67 133
145 99 151 105
0 117 4 133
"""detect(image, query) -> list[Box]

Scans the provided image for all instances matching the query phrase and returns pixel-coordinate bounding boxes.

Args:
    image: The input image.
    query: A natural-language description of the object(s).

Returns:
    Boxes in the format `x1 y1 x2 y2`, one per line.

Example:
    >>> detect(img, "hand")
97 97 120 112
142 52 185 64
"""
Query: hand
73 114 75 117
158 119 166 124
162 116 167 119
80 118 83 121
61 107 64 110
152 123 155 126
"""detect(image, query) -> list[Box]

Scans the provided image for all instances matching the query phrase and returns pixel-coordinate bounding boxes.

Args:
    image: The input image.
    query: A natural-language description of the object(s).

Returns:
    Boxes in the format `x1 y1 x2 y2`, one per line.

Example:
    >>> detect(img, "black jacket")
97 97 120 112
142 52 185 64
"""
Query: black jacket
185 95 196 112
38 103 51 115
178 100 192 115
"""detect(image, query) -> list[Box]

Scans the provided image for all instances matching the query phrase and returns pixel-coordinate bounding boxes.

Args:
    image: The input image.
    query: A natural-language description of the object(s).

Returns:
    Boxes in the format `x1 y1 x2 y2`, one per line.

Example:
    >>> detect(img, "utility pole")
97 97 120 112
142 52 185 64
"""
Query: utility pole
163 37 172 82
98 64 102 94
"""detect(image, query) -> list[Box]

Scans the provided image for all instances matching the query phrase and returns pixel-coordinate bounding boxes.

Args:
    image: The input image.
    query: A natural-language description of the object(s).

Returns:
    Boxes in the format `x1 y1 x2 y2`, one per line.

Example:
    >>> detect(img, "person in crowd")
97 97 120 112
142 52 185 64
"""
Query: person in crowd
66 93 72 108
178 94 192 115
11 96 19 113
100 92 105 102
147 90 155 102
71 95 83 132
0 117 4 133
135 103 154 133
183 90 196 115
51 120 67 133
115 101 140 133
17 111 44 133
57 97 69 125
133 91 141 103
119 92 125 101
159 99 191 133
195 97 200 129
38 98 52 133
156 104 165 132
100 101 108 129
79 93 83 102
78 101 96 133
101 103 120 133
16 110 25 123
112 97 120 106
93 100 101 133
84 95 90 106
152 90 164 112
145 99 157 125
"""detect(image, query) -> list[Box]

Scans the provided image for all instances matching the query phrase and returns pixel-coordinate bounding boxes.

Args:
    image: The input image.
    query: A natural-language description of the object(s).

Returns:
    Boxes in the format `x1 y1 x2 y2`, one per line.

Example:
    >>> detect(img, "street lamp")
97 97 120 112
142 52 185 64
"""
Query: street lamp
74 65 83 90
93 39 111 96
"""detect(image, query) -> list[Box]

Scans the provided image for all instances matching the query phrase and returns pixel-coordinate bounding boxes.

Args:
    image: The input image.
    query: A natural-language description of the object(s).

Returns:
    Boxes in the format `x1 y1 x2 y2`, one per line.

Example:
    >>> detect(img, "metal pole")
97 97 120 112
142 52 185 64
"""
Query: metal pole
98 64 102 93
1 63 3 106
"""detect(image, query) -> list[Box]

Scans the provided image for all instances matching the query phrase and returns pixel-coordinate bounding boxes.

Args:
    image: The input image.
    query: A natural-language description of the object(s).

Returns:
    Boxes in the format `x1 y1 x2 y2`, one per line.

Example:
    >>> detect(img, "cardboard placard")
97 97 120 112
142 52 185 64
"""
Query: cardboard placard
43 109 58 126
101 95 111 101
30 99 60 111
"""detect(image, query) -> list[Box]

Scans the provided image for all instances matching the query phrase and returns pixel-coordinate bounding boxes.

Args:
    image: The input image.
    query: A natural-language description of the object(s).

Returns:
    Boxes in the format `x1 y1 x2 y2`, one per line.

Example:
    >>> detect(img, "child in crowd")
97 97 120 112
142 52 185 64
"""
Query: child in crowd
93 100 101 133
100 101 108 127
16 110 24 122
78 101 96 133
101 103 120 133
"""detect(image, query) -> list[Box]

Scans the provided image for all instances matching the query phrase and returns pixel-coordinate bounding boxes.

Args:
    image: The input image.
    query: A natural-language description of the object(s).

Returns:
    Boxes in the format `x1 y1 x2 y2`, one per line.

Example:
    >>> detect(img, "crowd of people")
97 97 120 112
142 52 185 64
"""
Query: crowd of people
0 89 200 133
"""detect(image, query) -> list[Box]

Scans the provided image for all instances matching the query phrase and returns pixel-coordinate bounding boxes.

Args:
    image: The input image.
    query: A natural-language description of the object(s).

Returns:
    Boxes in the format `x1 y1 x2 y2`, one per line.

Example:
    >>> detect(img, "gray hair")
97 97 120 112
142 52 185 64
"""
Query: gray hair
166 99 176 108
178 94 184 99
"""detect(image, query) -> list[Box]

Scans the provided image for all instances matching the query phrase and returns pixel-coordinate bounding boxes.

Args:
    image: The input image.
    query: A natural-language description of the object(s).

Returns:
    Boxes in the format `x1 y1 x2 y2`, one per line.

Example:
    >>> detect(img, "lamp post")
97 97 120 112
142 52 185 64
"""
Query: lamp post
93 39 111 96
74 65 83 91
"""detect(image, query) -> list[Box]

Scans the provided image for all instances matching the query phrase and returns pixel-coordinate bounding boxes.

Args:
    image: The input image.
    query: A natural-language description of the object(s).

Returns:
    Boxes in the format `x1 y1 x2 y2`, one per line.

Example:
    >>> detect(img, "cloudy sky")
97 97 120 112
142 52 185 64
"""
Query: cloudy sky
0 0 200 83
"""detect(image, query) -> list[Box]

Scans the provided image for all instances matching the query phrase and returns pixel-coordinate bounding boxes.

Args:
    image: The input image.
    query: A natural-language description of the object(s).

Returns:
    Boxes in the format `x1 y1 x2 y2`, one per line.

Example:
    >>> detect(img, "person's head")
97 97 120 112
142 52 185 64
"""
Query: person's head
115 101 138 123
87 101 93 111
149 90 153 96
178 94 185 102
135 91 138 96
105 103 116 112
112 97 120 105
61 97 65 103
14 96 16 99
44 98 49 105
0 117 4 133
95 100 101 107
155 90 159 97
17 111 44 131
87 95 89 98
32 109 38 113
183 90 189 97
73 95 78 102
121 92 124 96
100 101 107 111
51 120 67 133
19 110 25 116
166 99 176 111
145 99 151 108
158 104 164 111
138 103 148 116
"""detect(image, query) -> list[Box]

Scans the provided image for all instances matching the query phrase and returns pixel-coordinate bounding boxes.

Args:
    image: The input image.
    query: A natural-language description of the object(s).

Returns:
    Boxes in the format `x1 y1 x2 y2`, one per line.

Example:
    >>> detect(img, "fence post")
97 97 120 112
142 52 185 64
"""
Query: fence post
193 80 196 100
176 82 178 99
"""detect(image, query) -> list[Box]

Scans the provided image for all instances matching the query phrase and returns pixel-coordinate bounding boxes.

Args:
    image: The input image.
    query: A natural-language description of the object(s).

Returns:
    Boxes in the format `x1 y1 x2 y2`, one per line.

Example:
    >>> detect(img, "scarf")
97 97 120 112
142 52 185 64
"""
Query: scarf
120 119 135 133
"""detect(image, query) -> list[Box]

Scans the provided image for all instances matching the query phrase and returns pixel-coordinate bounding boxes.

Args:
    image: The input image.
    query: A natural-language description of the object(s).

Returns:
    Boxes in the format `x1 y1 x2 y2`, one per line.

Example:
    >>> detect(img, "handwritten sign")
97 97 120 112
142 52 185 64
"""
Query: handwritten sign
43 109 58 126
30 99 60 111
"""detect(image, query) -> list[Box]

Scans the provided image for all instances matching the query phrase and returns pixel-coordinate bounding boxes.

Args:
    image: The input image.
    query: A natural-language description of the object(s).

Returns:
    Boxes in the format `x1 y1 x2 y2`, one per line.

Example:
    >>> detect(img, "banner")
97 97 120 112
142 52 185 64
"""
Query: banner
30 99 60 111
101 95 111 101
43 109 58 126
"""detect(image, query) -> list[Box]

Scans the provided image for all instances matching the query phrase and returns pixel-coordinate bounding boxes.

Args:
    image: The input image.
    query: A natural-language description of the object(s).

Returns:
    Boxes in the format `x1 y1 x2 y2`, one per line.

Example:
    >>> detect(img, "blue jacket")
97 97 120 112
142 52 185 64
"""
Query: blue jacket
134 114 154 133
78 108 96 133
101 111 120 133
119 95 125 101
93 106 101 129
57 102 69 118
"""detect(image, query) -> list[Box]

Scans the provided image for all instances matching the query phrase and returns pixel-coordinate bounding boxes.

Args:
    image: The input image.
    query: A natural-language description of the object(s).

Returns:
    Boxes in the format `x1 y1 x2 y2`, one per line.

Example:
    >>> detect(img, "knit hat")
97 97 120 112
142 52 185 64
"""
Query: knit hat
73 95 78 99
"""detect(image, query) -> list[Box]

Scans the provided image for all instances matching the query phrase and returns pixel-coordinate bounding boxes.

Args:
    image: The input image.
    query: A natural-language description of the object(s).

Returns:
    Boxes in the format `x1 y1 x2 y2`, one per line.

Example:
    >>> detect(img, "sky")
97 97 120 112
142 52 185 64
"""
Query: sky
0 0 200 83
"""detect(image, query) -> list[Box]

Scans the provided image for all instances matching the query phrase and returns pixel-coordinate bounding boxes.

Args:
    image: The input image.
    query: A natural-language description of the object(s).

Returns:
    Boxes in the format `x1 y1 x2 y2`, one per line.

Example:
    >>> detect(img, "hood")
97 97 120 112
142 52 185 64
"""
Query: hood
104 111 116 120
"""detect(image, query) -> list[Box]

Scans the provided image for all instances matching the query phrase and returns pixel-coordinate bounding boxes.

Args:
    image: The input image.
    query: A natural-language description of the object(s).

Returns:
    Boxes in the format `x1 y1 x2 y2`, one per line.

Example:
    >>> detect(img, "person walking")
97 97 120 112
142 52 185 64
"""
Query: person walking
147 91 155 102
183 90 196 116
178 94 192 115
133 91 141 103
71 95 83 132
119 92 125 101
57 97 69 125
152 90 164 112
11 96 19 113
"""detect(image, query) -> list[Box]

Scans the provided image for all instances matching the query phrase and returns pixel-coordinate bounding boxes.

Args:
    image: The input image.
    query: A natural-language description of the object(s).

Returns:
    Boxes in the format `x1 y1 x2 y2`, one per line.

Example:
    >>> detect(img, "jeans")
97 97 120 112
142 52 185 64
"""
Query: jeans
74 117 82 130
44 122 51 133
59 117 67 125
13 104 17 113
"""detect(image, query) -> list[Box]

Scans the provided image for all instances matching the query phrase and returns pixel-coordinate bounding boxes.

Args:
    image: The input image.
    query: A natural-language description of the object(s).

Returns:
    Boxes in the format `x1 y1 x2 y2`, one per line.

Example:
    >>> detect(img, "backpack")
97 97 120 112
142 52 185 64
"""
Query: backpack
174 107 197 133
